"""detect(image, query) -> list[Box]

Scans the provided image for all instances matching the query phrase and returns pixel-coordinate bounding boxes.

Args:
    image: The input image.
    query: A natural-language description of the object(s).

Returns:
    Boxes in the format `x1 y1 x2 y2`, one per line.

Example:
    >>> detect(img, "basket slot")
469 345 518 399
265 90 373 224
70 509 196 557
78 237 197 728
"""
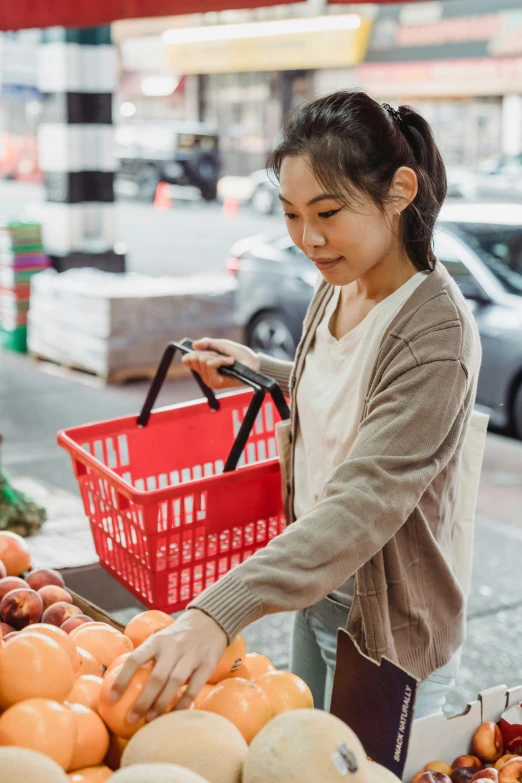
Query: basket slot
117 434 129 466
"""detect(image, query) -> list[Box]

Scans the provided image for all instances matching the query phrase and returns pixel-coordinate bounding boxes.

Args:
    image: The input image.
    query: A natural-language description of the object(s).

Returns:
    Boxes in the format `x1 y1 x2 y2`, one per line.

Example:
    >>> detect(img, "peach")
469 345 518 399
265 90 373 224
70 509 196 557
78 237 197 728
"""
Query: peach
25 568 65 591
496 757 521 771
472 770 498 782
453 758 484 772
61 615 94 634
0 560 6 579
451 770 481 783
498 758 522 783
38 585 73 610
473 722 504 764
0 531 31 576
0 576 27 602
427 763 454 776
414 772 452 783
42 601 81 627
0 588 43 630
0 622 15 637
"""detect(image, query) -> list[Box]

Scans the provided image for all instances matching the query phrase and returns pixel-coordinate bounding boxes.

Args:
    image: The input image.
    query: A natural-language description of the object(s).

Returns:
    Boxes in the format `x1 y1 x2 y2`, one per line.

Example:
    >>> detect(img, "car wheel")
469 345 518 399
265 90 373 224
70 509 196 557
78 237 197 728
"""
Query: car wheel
514 382 522 439
137 165 161 202
247 311 298 361
252 185 276 215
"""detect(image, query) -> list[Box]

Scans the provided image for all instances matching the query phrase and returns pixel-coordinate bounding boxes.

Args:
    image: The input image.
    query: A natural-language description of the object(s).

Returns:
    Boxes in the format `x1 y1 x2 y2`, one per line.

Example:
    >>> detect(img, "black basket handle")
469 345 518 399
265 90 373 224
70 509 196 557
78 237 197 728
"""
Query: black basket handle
137 339 290 473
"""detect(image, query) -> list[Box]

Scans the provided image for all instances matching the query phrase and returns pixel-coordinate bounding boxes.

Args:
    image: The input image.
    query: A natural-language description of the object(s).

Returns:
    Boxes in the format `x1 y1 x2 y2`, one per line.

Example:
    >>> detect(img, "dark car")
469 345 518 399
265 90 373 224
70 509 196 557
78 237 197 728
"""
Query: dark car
228 203 522 437
115 121 220 202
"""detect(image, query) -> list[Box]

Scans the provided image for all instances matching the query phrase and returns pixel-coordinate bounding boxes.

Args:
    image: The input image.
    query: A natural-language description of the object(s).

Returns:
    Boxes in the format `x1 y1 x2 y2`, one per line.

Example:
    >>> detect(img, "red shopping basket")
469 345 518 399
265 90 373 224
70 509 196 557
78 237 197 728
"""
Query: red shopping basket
58 339 290 613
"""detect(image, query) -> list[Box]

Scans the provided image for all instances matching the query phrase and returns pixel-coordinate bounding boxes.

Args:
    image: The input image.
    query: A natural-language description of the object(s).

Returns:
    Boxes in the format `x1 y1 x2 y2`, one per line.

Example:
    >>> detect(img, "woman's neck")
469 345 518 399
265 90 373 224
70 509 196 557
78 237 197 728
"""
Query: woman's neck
343 251 419 305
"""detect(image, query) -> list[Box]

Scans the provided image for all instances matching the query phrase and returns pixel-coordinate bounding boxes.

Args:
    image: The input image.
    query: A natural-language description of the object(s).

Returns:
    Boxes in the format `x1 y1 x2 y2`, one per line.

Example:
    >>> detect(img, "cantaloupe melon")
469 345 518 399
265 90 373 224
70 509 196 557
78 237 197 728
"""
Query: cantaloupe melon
369 762 402 782
121 710 248 783
111 763 211 782
242 708 370 783
0 747 69 781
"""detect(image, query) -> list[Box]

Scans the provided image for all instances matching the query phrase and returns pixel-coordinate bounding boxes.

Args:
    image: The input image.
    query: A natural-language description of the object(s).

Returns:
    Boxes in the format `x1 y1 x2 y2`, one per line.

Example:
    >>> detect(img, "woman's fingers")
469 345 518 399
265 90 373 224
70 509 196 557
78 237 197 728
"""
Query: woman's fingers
129 653 187 722
175 666 213 711
109 637 158 701
182 350 236 389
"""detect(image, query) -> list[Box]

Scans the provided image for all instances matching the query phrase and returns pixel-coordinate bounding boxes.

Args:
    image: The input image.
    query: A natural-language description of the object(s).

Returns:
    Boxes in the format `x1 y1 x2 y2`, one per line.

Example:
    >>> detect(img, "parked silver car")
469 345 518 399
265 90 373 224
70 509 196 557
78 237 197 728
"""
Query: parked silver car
228 203 522 437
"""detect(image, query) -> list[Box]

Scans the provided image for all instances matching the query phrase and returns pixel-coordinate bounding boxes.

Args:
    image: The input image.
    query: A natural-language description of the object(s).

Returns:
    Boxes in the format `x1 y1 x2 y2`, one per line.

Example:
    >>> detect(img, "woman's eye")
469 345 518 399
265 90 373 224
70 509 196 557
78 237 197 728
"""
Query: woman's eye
319 209 341 219
284 213 299 220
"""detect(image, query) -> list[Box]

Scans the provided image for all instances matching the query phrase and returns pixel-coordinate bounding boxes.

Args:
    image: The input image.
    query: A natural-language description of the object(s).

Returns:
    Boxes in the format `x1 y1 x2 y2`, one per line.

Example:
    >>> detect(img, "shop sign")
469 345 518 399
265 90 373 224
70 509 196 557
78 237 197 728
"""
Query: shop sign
357 56 522 97
165 16 372 74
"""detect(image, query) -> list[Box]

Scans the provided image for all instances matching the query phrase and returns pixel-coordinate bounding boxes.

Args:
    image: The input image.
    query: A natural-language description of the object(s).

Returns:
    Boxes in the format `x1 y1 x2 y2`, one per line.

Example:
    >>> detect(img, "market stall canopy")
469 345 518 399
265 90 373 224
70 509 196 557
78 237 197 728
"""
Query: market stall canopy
0 0 446 33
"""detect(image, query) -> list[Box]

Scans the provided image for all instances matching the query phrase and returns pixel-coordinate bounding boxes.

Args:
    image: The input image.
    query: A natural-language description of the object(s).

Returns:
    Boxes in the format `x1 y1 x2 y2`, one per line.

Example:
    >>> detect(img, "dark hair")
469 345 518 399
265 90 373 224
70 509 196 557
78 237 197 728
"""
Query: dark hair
267 91 447 272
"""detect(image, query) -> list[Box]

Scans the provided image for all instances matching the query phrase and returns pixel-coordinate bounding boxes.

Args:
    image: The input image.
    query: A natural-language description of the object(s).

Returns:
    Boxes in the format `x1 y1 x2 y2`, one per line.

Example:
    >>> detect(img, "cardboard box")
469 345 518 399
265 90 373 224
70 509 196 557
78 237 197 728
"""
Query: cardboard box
404 684 522 781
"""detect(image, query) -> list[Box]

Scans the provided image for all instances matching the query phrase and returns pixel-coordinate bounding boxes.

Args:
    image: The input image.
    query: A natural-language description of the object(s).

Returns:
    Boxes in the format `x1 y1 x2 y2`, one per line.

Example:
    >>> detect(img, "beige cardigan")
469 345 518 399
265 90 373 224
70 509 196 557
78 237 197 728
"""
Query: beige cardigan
189 262 482 681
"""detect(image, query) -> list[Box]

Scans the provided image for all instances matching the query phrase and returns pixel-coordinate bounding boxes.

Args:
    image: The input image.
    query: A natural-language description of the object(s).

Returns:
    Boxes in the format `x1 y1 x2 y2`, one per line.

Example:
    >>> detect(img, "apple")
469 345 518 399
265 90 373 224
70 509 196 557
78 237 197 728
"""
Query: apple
496 757 521 772
498 758 522 783
472 770 499 782
41 601 81 627
0 588 43 629
427 763 454 777
60 615 93 634
413 772 452 783
453 758 484 772
0 531 31 576
451 770 482 783
25 568 65 591
37 585 73 610
473 722 504 764
0 576 27 602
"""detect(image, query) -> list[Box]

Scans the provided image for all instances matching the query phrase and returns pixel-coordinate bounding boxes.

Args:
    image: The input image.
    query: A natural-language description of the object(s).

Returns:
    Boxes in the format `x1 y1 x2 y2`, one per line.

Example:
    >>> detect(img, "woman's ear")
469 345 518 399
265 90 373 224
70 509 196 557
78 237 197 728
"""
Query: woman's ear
389 166 418 213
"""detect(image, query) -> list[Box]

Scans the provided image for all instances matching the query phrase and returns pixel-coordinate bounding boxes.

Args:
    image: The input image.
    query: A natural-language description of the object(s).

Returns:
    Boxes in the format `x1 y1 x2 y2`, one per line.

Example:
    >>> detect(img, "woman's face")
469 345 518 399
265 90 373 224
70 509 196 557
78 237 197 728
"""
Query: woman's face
279 155 403 287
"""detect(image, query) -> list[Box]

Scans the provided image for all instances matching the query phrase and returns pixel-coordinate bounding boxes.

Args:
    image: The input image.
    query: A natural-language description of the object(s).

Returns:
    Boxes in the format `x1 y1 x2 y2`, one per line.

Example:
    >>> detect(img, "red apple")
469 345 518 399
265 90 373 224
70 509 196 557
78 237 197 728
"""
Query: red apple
0 560 6 579
473 722 504 764
25 568 65 591
413 772 452 783
0 531 31 576
0 577 27 602
37 585 73 610
0 588 43 629
453 758 484 772
41 601 81 627
452 770 482 783
472 770 499 782
60 614 93 634
498 758 522 783
0 622 15 637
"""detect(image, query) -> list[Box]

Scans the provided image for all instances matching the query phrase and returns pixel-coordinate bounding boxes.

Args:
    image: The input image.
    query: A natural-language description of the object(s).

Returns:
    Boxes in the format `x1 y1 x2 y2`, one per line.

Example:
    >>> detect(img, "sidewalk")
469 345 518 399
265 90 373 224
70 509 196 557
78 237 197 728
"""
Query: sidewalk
2 349 522 717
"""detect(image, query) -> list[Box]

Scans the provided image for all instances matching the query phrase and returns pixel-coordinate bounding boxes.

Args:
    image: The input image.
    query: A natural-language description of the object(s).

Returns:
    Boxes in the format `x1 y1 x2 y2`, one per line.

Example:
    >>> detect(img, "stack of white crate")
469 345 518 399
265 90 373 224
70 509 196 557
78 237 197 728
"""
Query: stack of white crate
28 268 239 379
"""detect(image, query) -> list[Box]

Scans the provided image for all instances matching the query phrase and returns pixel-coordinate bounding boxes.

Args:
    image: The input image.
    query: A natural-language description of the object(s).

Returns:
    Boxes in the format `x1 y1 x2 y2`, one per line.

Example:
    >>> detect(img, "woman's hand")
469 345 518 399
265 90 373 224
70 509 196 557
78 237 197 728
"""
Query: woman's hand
182 338 260 389
109 609 228 721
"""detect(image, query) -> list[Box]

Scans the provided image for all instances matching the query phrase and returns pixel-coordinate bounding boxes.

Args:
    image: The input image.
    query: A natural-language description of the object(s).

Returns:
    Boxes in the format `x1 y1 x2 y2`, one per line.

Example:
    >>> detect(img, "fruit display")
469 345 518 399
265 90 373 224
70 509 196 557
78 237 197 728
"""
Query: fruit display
412 721 522 783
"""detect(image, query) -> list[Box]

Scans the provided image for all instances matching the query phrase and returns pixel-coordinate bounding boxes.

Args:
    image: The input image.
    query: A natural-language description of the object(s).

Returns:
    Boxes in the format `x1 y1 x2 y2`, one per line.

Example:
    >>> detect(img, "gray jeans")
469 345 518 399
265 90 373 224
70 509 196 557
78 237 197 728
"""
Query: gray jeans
290 596 462 719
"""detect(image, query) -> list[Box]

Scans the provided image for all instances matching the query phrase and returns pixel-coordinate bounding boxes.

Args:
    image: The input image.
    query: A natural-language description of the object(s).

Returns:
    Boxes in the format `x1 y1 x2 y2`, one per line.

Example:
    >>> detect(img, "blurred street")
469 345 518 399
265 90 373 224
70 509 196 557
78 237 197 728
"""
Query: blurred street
0 180 283 277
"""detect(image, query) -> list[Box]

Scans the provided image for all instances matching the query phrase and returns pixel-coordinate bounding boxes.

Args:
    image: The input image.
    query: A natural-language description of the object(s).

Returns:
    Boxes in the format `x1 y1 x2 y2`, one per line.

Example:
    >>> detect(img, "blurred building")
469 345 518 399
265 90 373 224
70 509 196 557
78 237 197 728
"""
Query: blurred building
355 0 522 168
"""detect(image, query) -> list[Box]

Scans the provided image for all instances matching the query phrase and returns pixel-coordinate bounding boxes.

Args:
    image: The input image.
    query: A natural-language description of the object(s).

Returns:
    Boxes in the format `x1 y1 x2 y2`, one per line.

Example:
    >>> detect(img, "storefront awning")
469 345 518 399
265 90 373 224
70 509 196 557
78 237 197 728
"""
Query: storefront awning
0 0 451 33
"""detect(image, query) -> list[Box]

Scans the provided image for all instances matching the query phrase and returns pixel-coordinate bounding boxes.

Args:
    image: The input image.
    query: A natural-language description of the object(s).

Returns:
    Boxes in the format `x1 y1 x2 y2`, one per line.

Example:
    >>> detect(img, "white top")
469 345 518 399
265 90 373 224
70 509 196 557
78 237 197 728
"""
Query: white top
293 272 428 606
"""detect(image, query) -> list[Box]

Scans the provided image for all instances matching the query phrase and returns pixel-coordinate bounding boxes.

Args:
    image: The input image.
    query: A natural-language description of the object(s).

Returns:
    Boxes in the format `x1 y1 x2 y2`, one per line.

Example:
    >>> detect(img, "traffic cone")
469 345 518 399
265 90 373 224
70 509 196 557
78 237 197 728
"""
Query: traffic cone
222 196 239 219
154 182 172 210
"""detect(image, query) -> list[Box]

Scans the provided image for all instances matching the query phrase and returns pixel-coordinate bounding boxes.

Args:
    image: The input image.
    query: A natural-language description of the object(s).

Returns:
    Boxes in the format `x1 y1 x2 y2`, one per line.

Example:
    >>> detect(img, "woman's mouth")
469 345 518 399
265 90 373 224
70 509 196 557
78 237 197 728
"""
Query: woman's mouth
312 256 343 271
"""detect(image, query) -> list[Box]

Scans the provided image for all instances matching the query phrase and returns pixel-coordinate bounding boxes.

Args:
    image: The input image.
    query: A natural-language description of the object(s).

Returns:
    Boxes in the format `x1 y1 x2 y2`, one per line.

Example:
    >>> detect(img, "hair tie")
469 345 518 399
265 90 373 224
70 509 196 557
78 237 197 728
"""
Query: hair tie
382 103 403 128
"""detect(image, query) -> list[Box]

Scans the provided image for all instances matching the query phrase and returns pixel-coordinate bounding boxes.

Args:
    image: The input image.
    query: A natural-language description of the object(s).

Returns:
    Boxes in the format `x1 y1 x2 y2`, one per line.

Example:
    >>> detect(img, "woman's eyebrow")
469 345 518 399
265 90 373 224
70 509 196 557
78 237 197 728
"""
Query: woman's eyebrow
278 193 338 207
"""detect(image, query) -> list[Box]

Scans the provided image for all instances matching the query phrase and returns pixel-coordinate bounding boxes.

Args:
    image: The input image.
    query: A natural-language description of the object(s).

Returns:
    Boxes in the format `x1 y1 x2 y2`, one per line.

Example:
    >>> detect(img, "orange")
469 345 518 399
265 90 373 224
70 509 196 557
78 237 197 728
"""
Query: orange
0 631 75 708
224 661 253 681
99 659 184 739
76 648 103 677
0 697 76 769
70 624 134 668
67 766 112 782
103 652 132 678
244 652 277 680
68 704 110 772
124 610 175 648
208 634 247 684
0 531 31 576
104 733 128 771
21 623 81 674
255 671 313 715
66 675 104 714
189 684 215 710
200 677 271 744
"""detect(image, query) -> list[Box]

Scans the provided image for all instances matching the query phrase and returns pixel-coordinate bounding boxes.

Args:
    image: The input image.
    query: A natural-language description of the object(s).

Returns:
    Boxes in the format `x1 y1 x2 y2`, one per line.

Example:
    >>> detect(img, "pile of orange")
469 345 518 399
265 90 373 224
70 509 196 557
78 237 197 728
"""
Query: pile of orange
0 599 314 779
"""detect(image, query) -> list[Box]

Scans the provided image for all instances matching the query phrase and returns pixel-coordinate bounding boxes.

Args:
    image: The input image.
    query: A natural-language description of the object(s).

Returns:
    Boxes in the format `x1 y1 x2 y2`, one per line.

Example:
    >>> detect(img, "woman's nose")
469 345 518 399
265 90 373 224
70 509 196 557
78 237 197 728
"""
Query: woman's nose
302 223 326 250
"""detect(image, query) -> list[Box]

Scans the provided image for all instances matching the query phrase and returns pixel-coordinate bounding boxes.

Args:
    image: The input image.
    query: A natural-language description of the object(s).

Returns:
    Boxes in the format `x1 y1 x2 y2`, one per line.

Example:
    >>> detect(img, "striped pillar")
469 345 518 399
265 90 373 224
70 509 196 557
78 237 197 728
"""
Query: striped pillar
37 27 125 273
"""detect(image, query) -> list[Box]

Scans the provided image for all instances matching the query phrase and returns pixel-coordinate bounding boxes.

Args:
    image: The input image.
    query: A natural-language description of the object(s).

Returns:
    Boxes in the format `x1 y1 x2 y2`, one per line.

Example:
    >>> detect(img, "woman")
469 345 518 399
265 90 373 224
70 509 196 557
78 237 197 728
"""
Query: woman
110 91 481 724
